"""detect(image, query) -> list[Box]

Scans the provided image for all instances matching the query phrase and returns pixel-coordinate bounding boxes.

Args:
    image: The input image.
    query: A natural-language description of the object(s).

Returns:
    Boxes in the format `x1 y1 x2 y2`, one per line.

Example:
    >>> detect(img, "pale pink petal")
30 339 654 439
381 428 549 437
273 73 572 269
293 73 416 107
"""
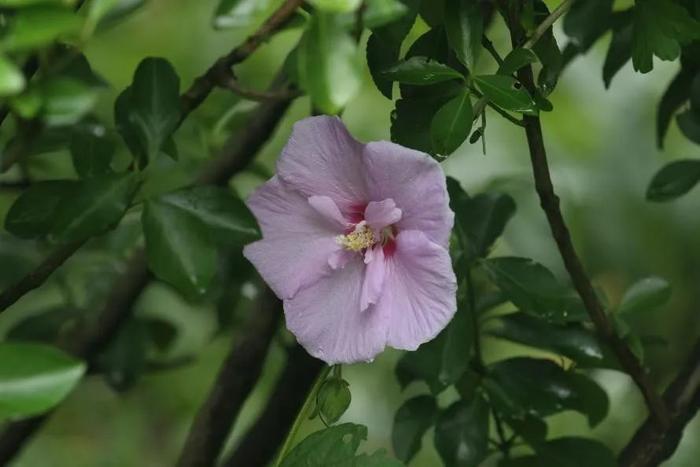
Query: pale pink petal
308 195 348 230
243 177 342 299
362 141 453 248
377 230 457 351
328 249 355 270
284 257 388 364
277 116 368 212
360 245 385 311
364 199 402 231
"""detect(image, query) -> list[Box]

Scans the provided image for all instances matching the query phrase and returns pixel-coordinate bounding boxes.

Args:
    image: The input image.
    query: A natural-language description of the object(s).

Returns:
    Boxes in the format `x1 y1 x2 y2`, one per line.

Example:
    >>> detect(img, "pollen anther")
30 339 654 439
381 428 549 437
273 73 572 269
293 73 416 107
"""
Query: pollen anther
336 221 376 252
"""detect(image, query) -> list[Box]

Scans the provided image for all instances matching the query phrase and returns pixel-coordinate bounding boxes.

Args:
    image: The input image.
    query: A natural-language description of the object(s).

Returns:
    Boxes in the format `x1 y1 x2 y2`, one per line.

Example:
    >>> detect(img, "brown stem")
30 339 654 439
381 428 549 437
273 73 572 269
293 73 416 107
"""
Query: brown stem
222 345 323 467
503 4 670 427
0 239 87 313
516 69 669 428
619 340 700 467
217 72 301 102
179 0 303 116
175 288 282 467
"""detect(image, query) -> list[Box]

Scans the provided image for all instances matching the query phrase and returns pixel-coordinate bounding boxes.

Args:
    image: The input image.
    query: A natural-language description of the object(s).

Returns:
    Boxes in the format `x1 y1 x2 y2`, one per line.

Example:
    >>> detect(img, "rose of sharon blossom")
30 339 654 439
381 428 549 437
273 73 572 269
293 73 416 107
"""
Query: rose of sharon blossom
243 116 457 364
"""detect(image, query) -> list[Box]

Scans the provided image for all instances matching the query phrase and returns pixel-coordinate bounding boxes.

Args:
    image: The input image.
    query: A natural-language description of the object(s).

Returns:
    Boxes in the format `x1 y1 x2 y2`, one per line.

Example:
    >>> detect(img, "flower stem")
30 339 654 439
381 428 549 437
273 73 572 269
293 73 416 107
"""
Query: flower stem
272 364 331 467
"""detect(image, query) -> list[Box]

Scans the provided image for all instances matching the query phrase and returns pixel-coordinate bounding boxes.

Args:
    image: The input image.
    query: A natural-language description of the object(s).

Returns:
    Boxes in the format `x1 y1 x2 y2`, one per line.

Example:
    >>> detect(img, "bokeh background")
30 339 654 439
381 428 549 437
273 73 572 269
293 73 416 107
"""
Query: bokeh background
0 0 698 465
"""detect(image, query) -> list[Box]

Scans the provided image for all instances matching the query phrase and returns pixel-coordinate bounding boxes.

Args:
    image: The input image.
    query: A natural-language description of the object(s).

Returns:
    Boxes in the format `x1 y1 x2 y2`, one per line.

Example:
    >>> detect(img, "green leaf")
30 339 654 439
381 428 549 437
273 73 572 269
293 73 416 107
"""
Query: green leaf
473 75 537 115
0 55 25 97
498 48 538 76
70 123 115 178
298 12 362 114
391 94 454 154
308 0 361 13
98 318 147 392
115 57 181 165
483 257 587 322
657 69 695 148
5 181 75 239
142 198 216 297
602 11 633 88
156 186 259 245
534 437 616 467
2 5 83 51
7 307 79 344
488 312 614 368
317 377 351 424
531 0 563 94
448 179 516 263
382 56 464 85
618 276 671 316
364 0 411 30
280 423 401 467
444 0 482 71
434 395 489 467
646 159 700 201
562 0 613 52
431 90 472 156
677 109 700 144
366 1 418 99
40 77 100 126
212 0 274 29
49 172 138 243
395 307 471 393
486 358 609 426
0 342 85 421
392 395 437 463
631 0 700 73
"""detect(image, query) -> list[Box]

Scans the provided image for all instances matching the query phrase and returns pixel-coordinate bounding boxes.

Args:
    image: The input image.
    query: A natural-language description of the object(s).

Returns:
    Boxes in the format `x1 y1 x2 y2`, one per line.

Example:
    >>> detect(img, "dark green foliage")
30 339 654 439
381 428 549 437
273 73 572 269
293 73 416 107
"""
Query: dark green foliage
434 395 489 467
647 159 700 201
392 395 437 463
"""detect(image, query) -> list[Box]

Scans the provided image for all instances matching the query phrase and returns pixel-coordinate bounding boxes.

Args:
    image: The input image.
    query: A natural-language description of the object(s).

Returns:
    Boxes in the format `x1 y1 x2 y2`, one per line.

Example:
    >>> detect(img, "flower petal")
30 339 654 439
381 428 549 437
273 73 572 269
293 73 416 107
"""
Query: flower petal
243 177 342 299
363 141 453 248
377 230 457 351
364 199 402 231
308 195 348 230
361 245 385 311
277 116 368 212
284 257 388 364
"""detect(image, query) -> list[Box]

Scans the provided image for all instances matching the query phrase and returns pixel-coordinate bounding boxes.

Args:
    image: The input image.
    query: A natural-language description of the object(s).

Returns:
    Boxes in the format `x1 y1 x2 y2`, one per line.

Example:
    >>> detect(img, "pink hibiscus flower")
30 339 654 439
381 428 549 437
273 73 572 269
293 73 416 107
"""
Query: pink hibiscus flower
243 116 457 364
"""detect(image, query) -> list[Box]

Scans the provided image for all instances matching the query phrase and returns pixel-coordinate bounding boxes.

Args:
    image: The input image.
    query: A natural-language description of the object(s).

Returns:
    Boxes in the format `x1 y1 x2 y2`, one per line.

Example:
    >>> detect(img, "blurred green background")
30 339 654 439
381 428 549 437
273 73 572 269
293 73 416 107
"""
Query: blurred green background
0 0 698 465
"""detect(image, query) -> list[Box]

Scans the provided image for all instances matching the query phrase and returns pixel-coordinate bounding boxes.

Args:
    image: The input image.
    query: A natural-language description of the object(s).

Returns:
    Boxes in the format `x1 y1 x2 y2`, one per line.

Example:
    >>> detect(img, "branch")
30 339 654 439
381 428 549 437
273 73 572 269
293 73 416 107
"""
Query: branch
179 0 303 116
0 0 302 315
175 288 282 467
0 85 296 464
619 340 700 467
522 0 574 49
222 345 323 467
0 239 87 313
217 72 302 102
503 5 670 427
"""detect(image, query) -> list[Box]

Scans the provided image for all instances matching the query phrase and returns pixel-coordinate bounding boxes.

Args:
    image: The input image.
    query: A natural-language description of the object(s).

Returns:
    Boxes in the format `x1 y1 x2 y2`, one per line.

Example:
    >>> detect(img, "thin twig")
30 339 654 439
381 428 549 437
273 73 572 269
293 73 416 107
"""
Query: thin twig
0 239 87 313
482 35 503 65
175 288 282 467
217 72 301 102
522 0 574 49
505 5 670 427
179 0 303 116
